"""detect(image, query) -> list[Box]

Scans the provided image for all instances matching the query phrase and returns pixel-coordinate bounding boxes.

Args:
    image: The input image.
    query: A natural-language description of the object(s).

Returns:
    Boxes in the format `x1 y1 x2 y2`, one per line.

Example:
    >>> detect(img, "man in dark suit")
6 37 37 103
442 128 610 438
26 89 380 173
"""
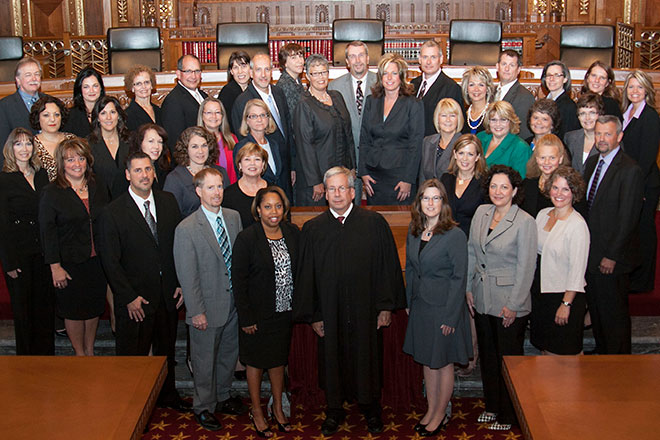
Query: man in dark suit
173 168 244 431
411 40 464 137
161 54 208 152
328 40 378 203
99 151 190 411
495 50 535 140
584 115 643 354
231 53 292 197
0 57 43 166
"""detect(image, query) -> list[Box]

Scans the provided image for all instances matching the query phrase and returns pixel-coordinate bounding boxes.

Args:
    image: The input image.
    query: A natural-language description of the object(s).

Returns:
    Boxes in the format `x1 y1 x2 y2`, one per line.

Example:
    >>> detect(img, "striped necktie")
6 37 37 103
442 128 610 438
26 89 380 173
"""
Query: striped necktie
587 159 605 210
144 201 158 244
216 217 232 289
356 80 364 115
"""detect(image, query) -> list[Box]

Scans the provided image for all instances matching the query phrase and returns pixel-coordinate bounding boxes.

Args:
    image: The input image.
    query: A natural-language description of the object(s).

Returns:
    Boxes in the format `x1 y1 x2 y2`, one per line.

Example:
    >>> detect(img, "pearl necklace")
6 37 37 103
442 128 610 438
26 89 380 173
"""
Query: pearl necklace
467 104 487 130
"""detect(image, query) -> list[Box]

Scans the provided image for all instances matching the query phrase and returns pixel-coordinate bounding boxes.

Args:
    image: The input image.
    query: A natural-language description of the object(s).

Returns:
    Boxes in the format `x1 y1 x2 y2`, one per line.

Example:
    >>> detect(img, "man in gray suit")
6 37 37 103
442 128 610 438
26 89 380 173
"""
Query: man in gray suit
495 50 535 140
173 168 243 431
328 41 377 204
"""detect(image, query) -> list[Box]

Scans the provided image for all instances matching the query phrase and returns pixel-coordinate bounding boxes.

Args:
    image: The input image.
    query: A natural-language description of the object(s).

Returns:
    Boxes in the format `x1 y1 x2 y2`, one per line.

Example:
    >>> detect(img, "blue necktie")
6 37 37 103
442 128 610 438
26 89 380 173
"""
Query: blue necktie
587 159 605 210
216 217 232 290
267 94 284 135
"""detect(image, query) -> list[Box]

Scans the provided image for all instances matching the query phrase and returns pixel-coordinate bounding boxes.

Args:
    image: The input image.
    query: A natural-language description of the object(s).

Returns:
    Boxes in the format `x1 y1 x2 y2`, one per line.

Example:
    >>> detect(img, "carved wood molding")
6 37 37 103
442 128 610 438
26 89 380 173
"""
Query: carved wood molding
118 0 129 22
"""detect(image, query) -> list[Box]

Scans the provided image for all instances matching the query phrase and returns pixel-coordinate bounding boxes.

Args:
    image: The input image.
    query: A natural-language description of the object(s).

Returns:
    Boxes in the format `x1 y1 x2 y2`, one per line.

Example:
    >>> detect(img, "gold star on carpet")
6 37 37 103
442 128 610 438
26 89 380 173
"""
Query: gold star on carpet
387 413 397 419
501 433 521 440
295 413 305 419
198 435 207 440
220 414 238 421
389 436 399 440
151 434 161 439
483 434 493 439
472 400 485 409
404 410 423 421
384 421 402 432
405 432 423 439
476 422 490 431
451 410 468 420
242 423 255 431
225 423 234 430
338 421 356 432
289 421 309 432
178 423 188 429
454 401 462 407
311 434 333 440
245 435 255 440
359 433 381 440
177 412 193 420
383 405 392 411
457 423 467 429
296 404 305 410
342 402 355 410
215 432 238 440
341 436 351 440
269 433 284 440
169 433 190 440
454 432 474 440
293 436 303 440
161 412 170 418
150 420 170 431
313 411 326 421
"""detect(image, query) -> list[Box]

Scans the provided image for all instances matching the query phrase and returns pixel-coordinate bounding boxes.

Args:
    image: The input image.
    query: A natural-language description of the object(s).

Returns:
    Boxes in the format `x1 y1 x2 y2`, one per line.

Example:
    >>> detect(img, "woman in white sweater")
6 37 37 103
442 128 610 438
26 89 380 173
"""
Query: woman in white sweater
530 165 590 355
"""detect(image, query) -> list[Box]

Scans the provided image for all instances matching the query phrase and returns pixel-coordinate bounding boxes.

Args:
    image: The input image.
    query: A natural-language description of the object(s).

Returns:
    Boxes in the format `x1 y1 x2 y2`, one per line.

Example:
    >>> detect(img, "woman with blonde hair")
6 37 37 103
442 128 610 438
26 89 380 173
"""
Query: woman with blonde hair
461 66 496 135
419 98 464 183
198 97 238 184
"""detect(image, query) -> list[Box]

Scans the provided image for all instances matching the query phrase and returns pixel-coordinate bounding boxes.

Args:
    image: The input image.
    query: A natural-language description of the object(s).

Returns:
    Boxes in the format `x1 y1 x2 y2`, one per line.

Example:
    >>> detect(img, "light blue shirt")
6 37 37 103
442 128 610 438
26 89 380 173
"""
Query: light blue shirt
18 89 38 111
587 145 621 196
201 204 231 247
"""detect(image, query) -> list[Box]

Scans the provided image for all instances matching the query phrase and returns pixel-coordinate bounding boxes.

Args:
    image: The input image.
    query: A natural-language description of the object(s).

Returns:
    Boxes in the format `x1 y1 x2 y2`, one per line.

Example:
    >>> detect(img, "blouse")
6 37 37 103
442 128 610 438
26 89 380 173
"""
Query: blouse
34 133 76 181
267 237 293 313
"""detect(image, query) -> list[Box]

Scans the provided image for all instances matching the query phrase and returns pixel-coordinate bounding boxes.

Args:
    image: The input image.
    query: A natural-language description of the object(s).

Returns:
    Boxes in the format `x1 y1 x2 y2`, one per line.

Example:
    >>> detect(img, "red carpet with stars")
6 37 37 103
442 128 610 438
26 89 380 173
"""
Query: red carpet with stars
142 398 523 440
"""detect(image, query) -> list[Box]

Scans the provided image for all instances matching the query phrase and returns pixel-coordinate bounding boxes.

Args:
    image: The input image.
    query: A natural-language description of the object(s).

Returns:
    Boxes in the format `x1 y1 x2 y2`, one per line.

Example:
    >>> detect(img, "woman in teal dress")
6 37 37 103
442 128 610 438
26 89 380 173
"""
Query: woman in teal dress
477 101 532 178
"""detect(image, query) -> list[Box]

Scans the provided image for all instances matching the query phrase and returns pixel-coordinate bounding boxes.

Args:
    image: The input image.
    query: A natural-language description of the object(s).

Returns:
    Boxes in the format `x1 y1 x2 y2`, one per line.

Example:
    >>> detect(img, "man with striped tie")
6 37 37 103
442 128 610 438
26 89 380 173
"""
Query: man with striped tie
173 167 244 431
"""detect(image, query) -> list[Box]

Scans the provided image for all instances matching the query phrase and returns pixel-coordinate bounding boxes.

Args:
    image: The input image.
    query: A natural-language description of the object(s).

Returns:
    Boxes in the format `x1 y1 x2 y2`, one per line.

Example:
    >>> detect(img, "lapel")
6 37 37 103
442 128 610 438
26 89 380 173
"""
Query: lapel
124 193 158 245
194 208 225 262
592 149 622 208
364 71 377 98
174 83 202 109
254 223 276 274
384 95 406 124
503 81 520 102
482 204 517 250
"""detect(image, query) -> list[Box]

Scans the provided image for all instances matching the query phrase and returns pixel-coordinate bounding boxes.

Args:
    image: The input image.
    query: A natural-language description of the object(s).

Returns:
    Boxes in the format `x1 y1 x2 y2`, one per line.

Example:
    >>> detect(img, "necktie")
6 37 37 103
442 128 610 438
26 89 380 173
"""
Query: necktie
587 159 605 210
417 80 427 98
337 216 345 224
267 94 284 135
216 217 232 289
495 85 502 101
356 80 364 116
144 201 158 244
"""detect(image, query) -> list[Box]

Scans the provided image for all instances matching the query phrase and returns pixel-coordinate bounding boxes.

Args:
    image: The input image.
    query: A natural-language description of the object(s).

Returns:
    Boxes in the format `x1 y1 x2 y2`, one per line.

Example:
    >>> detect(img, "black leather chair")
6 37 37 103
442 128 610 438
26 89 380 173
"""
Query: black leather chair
332 19 385 66
449 20 502 66
0 37 24 82
216 22 269 70
560 25 615 68
107 27 161 74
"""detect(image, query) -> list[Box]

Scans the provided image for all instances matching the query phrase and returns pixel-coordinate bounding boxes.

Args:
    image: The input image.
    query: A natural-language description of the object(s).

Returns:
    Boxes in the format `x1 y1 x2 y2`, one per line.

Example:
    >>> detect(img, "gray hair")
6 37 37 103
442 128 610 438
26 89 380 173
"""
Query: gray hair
249 52 272 70
597 115 622 134
14 57 42 79
344 41 369 60
323 166 355 188
305 54 329 73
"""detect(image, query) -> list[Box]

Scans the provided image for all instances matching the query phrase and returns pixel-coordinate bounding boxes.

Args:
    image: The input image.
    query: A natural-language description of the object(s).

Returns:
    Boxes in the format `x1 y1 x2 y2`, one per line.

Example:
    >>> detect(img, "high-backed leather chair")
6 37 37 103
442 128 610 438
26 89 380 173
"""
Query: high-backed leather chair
332 19 385 66
0 37 24 82
560 25 615 68
449 20 502 66
216 22 269 70
107 27 161 74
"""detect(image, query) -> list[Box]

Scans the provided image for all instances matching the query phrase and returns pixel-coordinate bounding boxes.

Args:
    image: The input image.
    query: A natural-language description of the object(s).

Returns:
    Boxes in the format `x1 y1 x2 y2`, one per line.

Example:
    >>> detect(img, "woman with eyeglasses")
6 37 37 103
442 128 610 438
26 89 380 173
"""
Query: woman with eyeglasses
580 61 622 119
563 93 603 174
198 97 238 185
293 54 355 206
540 61 580 139
219 51 251 133
123 65 162 131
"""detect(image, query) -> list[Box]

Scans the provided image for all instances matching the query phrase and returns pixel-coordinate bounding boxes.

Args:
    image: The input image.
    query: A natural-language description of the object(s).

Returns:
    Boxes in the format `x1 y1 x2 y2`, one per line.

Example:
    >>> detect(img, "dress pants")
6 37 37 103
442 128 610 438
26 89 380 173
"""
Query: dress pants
474 311 527 425
115 293 179 403
190 307 239 414
585 271 632 354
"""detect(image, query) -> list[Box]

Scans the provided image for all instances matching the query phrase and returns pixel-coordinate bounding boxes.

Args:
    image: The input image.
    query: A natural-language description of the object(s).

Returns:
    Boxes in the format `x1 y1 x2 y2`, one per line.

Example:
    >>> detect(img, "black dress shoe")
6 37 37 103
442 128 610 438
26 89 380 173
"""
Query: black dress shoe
420 415 449 437
160 396 192 412
414 421 427 432
234 370 247 381
195 410 222 431
367 416 384 434
216 396 248 415
321 416 343 436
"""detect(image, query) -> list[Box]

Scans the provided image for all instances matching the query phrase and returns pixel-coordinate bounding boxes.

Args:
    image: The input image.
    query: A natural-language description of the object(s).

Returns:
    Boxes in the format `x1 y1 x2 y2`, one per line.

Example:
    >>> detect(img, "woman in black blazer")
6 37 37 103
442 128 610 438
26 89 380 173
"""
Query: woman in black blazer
232 186 299 437
129 123 172 190
123 65 162 131
359 53 425 205
39 137 109 356
540 61 580 139
621 70 660 292
62 67 106 138
0 128 53 355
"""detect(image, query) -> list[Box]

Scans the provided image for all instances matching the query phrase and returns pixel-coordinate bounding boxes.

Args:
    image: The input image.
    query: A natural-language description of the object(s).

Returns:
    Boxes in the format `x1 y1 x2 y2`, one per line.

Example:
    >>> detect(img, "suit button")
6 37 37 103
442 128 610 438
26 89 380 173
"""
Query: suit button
481 264 485 268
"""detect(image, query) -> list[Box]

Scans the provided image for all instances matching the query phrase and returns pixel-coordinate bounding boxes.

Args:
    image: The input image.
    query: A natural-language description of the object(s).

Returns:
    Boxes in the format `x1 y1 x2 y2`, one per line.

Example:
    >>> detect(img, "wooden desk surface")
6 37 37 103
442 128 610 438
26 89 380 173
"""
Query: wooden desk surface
0 356 167 440
503 355 660 440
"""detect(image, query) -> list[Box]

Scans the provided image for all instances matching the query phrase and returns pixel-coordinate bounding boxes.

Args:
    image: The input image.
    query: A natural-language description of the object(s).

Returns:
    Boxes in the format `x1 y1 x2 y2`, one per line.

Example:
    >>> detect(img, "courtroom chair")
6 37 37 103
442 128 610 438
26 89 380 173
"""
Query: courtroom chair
216 22 269 70
449 19 502 66
0 36 23 82
332 19 385 66
107 27 162 74
560 25 614 68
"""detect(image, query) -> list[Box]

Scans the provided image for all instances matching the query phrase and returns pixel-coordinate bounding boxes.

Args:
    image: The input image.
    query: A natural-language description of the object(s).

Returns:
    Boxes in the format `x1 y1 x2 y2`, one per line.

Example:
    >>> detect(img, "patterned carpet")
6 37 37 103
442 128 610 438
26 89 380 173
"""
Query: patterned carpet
142 398 523 440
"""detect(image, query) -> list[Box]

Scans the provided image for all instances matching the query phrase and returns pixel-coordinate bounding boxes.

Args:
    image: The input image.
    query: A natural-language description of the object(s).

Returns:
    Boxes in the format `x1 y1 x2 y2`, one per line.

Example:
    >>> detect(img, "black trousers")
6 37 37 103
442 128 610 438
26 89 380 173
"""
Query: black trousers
585 270 631 354
6 253 55 355
630 185 660 292
474 311 527 425
115 294 179 403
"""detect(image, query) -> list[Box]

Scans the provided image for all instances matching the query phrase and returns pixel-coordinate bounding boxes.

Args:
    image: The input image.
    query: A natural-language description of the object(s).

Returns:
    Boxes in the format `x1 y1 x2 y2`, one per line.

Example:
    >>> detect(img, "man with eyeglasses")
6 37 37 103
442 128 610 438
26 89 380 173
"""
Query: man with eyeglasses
495 50 535 140
162 55 208 152
0 56 43 167
295 166 405 436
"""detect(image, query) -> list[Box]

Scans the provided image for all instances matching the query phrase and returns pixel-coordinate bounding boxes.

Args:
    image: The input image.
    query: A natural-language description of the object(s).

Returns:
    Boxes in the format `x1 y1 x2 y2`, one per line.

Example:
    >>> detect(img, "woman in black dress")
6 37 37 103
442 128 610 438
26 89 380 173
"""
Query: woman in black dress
222 142 268 228
123 65 162 131
233 186 299 437
0 128 53 355
62 67 106 138
129 123 172 190
580 61 622 119
403 179 470 436
39 137 109 356
218 51 251 133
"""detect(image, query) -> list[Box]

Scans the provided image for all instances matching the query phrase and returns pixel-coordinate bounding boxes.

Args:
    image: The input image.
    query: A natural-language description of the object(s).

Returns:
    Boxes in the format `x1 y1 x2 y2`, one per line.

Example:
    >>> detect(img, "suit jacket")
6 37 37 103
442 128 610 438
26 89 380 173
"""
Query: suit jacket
99 190 181 314
173 206 242 327
233 133 284 190
124 100 162 132
218 80 244 133
564 128 597 175
161 83 208 151
0 91 42 166
411 72 464 136
622 104 660 189
62 106 92 138
554 91 580 139
502 81 535 140
584 149 644 273
467 204 537 317
419 132 460 184
163 164 229 218
88 137 130 199
232 221 300 328
358 94 425 184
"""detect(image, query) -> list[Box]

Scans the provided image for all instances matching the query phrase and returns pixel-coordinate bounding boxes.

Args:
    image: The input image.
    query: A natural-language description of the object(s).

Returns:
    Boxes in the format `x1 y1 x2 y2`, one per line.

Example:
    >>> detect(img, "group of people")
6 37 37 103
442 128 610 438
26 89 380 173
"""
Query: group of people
0 37 657 437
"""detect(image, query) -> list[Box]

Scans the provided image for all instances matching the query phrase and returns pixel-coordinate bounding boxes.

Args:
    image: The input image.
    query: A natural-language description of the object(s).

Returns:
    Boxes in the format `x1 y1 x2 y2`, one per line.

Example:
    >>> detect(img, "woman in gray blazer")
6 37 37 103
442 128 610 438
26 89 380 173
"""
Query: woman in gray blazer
403 179 471 436
419 98 464 184
563 93 603 174
466 165 537 431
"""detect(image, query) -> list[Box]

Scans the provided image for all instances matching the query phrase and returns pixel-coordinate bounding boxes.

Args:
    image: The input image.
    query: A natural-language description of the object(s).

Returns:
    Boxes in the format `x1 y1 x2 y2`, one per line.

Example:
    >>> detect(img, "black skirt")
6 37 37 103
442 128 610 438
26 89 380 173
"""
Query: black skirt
56 256 106 320
238 311 292 369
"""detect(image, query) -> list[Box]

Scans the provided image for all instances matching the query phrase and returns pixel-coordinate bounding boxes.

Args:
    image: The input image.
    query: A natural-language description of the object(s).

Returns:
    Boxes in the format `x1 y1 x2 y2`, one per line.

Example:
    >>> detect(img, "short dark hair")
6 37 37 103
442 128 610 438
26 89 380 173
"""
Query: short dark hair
278 43 304 68
72 67 106 111
544 165 587 203
251 186 290 221
125 151 152 170
498 50 522 66
29 94 69 130
528 99 561 135
576 93 604 113
483 164 524 206
227 51 250 81
540 60 572 92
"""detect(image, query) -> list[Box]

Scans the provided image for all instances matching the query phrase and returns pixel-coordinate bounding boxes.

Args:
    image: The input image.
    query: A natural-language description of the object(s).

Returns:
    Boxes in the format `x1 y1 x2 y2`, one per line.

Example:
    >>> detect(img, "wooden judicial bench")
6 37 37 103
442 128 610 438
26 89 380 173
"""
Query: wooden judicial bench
0 356 167 440
503 355 660 440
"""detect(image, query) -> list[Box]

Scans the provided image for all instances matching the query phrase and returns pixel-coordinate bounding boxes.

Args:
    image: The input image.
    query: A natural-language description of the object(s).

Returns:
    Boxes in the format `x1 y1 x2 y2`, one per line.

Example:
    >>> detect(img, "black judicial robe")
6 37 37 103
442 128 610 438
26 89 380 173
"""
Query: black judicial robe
293 207 406 408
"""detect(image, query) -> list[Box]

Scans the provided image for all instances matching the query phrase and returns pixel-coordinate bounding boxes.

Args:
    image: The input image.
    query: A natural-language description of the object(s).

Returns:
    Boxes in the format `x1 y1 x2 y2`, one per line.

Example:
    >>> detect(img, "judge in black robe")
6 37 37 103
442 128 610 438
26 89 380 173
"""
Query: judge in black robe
293 166 405 434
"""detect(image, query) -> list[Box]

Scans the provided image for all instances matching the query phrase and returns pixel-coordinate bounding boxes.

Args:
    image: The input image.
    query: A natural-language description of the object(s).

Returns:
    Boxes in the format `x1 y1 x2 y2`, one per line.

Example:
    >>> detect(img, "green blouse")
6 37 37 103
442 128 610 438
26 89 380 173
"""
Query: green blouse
478 131 532 178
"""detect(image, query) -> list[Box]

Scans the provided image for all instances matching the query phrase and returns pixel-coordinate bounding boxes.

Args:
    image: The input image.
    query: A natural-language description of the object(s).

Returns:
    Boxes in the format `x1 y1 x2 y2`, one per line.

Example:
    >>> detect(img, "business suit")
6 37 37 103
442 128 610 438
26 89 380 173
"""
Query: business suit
554 91 580 139
161 83 208 151
412 72 464 137
419 132 460 184
99 189 183 404
218 81 244 133
501 81 535 140
173 206 242 414
124 100 162 131
564 129 597 175
467 203 536 425
0 91 42 166
163 164 230 218
584 148 643 354
358 94 425 205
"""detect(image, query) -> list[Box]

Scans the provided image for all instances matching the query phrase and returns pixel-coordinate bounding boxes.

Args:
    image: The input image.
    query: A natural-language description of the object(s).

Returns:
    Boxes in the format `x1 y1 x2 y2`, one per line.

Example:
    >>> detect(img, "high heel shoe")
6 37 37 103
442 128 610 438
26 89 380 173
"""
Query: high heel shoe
269 405 291 432
249 412 273 438
413 421 427 432
419 415 449 437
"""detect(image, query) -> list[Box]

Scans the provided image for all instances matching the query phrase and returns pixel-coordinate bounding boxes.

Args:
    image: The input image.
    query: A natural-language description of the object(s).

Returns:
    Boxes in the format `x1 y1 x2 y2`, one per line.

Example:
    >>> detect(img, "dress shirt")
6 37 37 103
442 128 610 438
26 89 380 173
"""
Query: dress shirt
587 146 621 196
128 186 157 222
18 89 39 111
329 202 354 221
496 80 517 101
547 89 564 101
351 73 367 99
257 139 277 174
180 83 204 104
418 69 442 96
201 204 231 247
622 101 646 131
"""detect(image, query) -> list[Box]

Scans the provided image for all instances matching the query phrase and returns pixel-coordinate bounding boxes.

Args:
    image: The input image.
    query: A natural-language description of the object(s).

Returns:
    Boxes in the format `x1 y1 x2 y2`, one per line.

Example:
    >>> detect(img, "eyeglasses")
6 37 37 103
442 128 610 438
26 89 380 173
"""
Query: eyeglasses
489 117 510 124
545 73 564 79
247 113 269 120
578 110 599 118
326 186 349 193
133 80 151 88
421 195 442 202
180 69 202 75
308 70 329 78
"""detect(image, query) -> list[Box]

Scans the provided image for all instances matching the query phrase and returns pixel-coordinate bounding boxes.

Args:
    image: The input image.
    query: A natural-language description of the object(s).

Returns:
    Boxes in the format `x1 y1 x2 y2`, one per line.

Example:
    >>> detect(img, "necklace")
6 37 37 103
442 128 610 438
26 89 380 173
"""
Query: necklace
186 164 207 175
423 230 433 238
311 90 331 104
72 183 88 194
467 104 487 130
457 174 473 185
